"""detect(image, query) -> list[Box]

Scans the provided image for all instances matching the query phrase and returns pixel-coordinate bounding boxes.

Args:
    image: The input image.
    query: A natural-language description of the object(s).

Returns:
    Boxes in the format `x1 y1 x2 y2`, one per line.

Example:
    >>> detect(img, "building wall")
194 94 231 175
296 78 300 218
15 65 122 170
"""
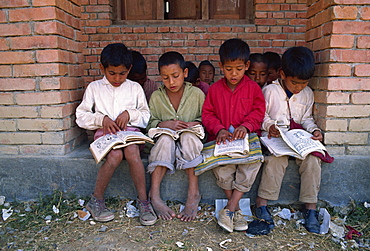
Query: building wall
306 0 370 155
0 0 369 155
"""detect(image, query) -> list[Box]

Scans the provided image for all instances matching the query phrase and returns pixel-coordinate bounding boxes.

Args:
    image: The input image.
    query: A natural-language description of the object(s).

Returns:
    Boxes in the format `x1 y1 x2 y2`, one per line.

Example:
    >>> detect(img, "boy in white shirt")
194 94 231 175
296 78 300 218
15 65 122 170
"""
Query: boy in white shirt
255 46 323 234
76 43 157 226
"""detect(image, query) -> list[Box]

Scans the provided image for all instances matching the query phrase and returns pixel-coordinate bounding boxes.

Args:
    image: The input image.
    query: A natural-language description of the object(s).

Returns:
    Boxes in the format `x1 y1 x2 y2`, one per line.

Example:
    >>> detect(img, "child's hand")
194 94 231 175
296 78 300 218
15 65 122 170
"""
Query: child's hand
216 129 232 145
115 110 130 131
102 116 121 135
158 120 188 130
311 130 323 142
232 126 248 140
268 125 280 138
185 121 201 128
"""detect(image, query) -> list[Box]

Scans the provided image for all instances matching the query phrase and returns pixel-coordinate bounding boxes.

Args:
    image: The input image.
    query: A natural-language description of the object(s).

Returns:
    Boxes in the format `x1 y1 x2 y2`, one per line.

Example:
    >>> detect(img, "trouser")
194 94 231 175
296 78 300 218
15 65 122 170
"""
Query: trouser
257 154 321 204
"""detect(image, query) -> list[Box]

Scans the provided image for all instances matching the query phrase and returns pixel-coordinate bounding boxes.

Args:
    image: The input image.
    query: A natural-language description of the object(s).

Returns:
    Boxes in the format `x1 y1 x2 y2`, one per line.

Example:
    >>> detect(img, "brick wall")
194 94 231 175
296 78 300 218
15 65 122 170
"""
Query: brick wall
0 0 85 155
306 0 370 155
0 0 368 156
81 0 308 83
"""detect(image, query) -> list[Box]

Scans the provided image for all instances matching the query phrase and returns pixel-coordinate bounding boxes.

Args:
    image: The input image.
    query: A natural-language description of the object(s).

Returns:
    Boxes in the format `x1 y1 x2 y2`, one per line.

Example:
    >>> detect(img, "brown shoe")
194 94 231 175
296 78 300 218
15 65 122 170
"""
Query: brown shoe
218 208 234 233
234 210 248 231
86 195 114 222
137 199 158 226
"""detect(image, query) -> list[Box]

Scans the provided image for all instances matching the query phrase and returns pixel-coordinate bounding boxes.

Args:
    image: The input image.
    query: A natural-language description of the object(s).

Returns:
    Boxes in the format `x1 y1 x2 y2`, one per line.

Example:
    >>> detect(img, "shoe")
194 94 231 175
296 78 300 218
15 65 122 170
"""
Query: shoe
255 206 275 229
137 199 158 226
305 209 320 233
234 210 248 231
218 208 234 233
86 195 114 222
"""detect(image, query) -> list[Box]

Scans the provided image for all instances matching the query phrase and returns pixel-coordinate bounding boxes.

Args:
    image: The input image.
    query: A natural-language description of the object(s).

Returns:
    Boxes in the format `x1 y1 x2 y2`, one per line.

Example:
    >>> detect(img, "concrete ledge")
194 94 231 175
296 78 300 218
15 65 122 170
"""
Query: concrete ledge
1 145 369 206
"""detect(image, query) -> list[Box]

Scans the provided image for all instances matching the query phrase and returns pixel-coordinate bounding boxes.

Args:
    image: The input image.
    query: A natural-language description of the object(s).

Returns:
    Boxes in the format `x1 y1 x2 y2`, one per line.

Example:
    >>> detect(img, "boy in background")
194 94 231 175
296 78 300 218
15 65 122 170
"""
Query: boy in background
245 53 269 88
76 43 157 226
256 46 323 234
185 61 209 95
128 50 160 103
263 51 282 84
147 51 205 222
202 38 265 233
198 60 215 85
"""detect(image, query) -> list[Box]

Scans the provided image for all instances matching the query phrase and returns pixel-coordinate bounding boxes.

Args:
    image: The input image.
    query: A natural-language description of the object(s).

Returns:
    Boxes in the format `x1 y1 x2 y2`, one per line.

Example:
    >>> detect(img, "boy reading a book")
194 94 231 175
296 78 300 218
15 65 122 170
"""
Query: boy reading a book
76 43 157 226
245 53 269 88
255 46 323 234
147 51 205 222
202 38 266 233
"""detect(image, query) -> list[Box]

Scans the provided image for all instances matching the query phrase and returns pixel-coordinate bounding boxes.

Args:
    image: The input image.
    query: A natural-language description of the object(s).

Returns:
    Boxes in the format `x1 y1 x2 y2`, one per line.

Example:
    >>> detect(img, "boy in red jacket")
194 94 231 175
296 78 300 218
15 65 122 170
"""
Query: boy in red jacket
202 38 265 232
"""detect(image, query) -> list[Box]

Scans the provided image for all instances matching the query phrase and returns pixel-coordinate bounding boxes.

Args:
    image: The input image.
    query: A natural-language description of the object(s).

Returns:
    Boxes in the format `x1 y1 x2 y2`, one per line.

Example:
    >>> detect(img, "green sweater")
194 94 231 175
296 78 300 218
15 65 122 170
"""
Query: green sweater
147 82 205 130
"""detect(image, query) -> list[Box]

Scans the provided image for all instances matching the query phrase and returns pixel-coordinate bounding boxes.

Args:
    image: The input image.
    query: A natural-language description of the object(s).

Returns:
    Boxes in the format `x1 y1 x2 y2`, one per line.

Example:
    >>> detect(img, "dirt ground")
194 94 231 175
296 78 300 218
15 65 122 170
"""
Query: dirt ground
2 197 360 251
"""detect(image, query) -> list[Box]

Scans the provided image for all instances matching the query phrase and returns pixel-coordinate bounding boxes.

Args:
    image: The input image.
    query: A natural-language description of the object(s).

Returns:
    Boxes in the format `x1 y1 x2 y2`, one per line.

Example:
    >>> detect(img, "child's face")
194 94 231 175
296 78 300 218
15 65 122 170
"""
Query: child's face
245 62 268 88
219 59 250 87
280 70 309 94
128 72 147 86
160 63 188 93
267 68 280 84
199 65 214 84
100 64 131 87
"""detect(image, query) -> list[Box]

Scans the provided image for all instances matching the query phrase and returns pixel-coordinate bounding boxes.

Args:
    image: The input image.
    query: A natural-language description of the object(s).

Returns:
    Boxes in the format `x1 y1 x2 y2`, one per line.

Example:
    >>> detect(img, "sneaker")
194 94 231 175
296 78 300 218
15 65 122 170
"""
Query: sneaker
255 206 275 229
305 209 320 233
137 199 158 226
234 210 248 231
86 195 114 222
218 208 234 233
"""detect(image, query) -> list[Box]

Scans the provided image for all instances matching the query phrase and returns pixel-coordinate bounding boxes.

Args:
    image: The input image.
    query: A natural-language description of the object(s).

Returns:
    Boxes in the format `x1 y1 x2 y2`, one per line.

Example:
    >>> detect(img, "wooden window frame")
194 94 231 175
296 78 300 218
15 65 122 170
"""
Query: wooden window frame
113 0 254 25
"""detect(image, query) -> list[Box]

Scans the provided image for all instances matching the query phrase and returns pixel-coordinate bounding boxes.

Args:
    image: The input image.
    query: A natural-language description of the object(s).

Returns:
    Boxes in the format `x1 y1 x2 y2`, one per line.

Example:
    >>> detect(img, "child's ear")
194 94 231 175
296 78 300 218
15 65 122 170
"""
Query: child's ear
183 67 189 78
279 69 286 80
99 63 105 71
245 60 250 70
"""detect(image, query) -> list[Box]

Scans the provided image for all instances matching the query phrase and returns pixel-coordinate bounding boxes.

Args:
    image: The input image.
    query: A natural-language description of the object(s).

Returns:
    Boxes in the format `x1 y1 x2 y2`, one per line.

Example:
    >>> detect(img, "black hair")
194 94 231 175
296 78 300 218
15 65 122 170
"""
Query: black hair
129 50 147 75
281 46 315 80
198 60 215 72
184 61 199 85
249 53 268 66
219 38 250 64
263 51 282 71
158 51 186 71
100 43 132 69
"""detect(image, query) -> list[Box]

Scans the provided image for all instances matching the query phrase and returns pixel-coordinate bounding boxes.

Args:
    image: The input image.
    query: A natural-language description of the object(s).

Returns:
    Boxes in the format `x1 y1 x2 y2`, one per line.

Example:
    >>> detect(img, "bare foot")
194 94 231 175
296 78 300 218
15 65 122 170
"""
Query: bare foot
177 194 201 222
151 197 176 220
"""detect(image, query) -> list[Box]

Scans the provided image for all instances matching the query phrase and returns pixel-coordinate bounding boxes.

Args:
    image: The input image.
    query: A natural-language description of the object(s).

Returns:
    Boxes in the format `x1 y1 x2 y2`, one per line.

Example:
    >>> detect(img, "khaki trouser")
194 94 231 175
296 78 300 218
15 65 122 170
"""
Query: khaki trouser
148 132 203 174
258 154 321 204
213 162 262 193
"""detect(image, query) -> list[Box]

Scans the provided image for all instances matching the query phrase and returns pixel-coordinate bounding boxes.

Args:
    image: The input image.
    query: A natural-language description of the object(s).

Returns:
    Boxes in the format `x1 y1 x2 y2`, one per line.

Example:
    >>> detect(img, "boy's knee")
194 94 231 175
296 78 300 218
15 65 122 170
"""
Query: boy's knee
106 149 124 162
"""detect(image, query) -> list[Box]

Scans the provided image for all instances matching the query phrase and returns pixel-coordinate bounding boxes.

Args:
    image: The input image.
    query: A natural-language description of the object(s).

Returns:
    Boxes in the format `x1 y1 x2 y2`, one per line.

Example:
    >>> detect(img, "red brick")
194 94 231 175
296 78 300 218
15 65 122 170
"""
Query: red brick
84 19 111 27
316 63 352 77
330 35 354 48
332 21 370 35
361 7 370 20
0 51 35 64
255 19 277 25
0 0 29 8
9 7 57 21
0 10 6 23
357 36 370 49
332 6 358 20
0 66 12 77
15 91 70 105
10 36 58 50
334 0 370 4
354 64 370 77
255 4 280 11
35 21 75 39
0 23 31 36
85 5 110 12
330 49 370 63
13 63 68 77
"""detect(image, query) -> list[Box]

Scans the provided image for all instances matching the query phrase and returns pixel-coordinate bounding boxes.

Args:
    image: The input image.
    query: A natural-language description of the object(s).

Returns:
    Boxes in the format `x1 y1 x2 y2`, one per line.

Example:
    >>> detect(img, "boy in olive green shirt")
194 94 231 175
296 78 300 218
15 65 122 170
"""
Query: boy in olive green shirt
147 51 205 222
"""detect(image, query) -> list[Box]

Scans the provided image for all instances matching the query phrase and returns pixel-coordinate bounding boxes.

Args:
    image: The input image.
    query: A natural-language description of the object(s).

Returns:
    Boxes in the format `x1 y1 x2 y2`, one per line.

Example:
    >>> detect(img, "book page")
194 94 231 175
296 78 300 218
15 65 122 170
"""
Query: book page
116 130 153 144
214 136 249 157
260 136 302 159
89 134 124 163
148 124 205 140
284 129 326 158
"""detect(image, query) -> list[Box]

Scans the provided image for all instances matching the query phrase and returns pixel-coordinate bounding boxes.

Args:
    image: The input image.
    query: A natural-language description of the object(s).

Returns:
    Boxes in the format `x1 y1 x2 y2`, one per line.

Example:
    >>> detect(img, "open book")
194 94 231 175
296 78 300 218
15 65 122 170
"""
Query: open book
90 131 154 164
260 126 326 160
214 134 249 157
148 124 205 140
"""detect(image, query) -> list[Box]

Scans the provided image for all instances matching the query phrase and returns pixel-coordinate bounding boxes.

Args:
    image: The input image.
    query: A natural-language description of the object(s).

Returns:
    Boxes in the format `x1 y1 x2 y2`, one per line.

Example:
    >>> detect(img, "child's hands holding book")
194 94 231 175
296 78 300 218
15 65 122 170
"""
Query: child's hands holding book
268 124 280 139
232 126 248 141
216 129 232 145
311 130 323 141
102 116 121 135
158 120 188 131
115 111 130 131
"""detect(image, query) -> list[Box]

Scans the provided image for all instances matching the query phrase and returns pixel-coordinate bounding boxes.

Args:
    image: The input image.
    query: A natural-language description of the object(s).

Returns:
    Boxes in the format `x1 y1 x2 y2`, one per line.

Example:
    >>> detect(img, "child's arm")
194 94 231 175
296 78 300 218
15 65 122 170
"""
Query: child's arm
123 86 150 129
76 84 106 130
